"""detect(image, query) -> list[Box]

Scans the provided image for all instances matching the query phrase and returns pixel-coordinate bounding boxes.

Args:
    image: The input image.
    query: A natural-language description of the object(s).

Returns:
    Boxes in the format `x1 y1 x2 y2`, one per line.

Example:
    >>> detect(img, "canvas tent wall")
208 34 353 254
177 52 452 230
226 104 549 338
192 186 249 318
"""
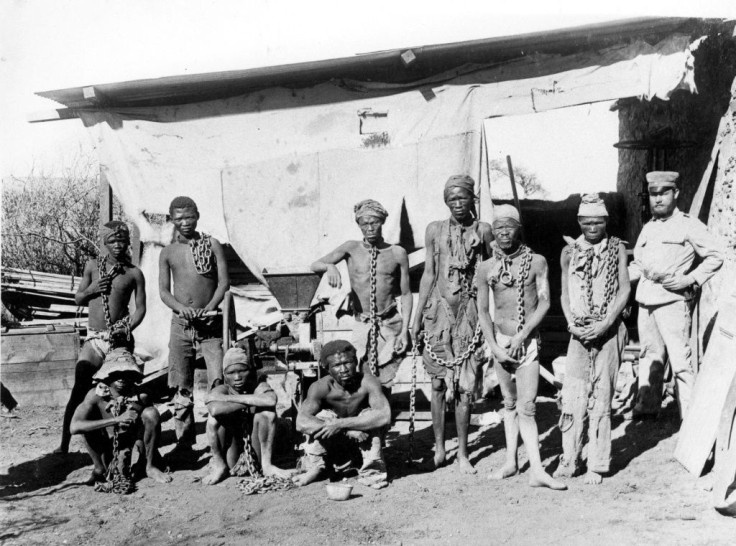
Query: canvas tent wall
35 17 719 370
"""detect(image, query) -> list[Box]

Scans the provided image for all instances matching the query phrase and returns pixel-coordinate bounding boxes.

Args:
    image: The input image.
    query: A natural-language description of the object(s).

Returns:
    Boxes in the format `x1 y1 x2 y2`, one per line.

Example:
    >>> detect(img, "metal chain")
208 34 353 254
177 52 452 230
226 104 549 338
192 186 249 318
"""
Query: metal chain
367 244 379 377
190 233 214 275
94 398 134 494
407 348 418 464
492 245 533 333
235 475 296 495
97 257 123 330
578 237 620 321
231 430 262 478
598 237 620 318
97 257 131 348
231 430 295 495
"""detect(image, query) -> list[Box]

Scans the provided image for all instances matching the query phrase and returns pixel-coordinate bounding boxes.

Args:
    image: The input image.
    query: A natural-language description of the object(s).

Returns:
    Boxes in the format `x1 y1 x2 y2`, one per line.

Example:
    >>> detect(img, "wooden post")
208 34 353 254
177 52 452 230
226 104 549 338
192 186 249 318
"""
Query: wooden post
99 168 113 227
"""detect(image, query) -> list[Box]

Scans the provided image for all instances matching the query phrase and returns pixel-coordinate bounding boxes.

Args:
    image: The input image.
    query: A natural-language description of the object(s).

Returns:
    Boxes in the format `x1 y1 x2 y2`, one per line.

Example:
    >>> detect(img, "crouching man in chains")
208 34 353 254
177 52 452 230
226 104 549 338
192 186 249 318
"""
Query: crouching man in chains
411 175 493 473
294 341 391 489
159 196 230 460
202 347 292 485
477 205 566 490
71 348 171 492
555 194 630 484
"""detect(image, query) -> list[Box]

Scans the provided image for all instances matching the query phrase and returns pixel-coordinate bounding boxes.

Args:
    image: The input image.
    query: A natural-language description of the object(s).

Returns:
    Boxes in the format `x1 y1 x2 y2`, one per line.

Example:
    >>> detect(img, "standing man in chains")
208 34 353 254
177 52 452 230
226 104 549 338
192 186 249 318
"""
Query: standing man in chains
411 175 493 473
554 195 629 485
57 221 146 455
477 205 566 490
311 199 412 399
159 196 230 458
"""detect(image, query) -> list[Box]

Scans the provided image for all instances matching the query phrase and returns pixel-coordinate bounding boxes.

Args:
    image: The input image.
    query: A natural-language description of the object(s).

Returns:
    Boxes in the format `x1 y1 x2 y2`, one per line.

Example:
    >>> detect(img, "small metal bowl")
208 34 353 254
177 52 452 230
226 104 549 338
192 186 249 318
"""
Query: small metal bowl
325 483 353 501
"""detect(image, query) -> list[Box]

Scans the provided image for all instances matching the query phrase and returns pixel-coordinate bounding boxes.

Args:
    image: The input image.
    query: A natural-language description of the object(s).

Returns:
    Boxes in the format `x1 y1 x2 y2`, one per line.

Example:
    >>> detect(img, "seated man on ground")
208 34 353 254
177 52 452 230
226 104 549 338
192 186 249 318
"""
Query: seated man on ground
70 348 171 491
202 346 292 485
294 340 391 489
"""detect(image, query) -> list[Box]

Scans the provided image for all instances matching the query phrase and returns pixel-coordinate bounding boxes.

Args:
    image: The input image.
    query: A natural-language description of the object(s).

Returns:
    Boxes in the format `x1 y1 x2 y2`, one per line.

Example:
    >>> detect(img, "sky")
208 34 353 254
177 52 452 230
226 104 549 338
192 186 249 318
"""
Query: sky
1 0 734 181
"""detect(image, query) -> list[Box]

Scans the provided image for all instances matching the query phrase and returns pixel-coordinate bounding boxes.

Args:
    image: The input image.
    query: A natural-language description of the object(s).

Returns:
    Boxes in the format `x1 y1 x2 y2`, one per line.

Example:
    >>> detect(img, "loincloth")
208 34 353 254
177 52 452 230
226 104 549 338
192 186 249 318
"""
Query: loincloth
493 330 539 370
421 291 483 398
351 305 403 387
85 329 112 361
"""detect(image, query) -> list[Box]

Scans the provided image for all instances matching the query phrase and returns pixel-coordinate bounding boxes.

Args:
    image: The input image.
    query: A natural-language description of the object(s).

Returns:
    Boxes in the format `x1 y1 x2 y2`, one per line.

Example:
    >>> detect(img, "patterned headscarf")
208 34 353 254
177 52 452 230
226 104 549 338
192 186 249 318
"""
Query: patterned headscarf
354 199 388 222
99 221 130 245
443 175 477 201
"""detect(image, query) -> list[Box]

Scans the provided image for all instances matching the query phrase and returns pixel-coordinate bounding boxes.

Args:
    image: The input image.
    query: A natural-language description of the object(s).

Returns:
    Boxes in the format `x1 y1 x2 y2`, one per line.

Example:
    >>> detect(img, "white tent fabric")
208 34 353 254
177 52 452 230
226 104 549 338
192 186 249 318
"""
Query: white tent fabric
77 34 698 368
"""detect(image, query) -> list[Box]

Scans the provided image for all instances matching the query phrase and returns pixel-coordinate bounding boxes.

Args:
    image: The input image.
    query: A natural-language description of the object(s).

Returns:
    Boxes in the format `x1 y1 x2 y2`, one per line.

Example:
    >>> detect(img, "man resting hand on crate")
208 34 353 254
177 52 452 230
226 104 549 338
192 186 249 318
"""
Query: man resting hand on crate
310 199 412 399
57 221 146 454
294 340 391 489
202 346 292 485
159 196 230 456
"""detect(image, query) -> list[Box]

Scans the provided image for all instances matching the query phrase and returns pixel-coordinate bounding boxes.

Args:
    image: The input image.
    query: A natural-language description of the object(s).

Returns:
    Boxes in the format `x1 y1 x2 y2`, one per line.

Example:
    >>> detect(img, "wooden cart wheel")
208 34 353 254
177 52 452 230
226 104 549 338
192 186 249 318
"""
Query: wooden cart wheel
222 291 236 353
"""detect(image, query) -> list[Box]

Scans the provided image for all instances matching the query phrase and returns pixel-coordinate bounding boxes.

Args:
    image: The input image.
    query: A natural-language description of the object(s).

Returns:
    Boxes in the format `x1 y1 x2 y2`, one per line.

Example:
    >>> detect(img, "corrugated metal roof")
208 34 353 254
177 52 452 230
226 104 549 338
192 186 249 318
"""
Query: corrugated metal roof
36 17 729 112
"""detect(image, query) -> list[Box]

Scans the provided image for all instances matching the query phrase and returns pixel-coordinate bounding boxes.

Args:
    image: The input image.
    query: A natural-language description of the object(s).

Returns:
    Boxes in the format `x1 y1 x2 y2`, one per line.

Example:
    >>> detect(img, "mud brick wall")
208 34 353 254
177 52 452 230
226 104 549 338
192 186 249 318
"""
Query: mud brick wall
616 34 736 245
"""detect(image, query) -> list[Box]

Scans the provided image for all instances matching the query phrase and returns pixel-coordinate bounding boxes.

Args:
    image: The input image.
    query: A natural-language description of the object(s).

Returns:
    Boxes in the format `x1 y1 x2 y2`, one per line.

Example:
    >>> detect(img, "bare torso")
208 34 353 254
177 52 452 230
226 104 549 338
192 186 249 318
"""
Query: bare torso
318 376 371 419
87 261 139 331
484 252 545 337
161 240 219 308
344 241 402 315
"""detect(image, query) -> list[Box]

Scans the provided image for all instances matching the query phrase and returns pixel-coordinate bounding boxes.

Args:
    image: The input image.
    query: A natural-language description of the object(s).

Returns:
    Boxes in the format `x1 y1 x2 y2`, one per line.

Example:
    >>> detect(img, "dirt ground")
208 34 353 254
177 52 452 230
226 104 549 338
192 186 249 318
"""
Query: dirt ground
1 395 734 546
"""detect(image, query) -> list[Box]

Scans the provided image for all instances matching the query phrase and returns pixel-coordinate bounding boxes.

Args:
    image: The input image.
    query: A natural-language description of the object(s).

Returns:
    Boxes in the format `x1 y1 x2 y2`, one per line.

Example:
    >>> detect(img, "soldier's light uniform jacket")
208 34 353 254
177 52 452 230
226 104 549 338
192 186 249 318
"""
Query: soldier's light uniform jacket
629 209 724 306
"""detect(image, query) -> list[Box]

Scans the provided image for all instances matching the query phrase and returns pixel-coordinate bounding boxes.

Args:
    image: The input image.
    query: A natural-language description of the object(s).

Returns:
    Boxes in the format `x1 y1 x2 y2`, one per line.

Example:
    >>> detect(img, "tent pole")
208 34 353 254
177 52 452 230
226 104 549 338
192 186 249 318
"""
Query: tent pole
506 155 525 242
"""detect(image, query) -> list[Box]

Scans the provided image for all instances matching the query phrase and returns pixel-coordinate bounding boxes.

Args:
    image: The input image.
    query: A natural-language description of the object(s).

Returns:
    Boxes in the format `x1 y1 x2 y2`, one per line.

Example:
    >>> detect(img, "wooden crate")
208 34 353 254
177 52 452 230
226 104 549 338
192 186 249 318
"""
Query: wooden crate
1 325 79 407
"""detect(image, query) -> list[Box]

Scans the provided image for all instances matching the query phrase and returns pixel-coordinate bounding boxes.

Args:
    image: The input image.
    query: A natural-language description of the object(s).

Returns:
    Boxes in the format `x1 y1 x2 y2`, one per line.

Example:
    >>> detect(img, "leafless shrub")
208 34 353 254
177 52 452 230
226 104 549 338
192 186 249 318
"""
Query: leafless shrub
1 156 124 275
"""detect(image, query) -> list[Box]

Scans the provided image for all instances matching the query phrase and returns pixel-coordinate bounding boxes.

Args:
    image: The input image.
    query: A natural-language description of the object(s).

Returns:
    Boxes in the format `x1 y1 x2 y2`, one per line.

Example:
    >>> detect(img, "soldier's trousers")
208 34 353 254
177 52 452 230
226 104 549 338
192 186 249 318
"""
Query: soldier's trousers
635 301 694 417
559 322 625 474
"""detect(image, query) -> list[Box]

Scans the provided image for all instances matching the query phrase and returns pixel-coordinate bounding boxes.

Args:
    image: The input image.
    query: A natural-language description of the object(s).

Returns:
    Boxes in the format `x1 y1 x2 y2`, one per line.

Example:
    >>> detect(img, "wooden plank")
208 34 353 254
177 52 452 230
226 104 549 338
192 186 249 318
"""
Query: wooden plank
1 359 76 407
675 290 736 475
1 332 79 364
713 373 736 515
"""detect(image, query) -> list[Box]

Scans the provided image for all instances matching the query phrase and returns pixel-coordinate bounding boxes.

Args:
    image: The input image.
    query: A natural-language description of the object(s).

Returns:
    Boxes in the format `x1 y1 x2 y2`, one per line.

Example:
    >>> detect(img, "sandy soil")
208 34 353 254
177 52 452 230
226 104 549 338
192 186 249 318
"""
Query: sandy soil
1 396 734 546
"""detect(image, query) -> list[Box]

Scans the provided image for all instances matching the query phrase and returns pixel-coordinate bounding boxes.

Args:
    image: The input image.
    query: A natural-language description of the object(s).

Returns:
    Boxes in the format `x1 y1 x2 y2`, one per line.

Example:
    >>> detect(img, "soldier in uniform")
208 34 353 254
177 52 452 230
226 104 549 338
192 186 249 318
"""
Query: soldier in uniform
629 171 724 419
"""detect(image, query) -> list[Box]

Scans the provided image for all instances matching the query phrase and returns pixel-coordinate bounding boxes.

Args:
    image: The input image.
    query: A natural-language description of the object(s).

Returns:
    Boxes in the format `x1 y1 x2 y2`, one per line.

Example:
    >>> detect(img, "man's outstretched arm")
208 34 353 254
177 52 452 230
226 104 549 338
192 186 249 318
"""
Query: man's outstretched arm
311 242 351 289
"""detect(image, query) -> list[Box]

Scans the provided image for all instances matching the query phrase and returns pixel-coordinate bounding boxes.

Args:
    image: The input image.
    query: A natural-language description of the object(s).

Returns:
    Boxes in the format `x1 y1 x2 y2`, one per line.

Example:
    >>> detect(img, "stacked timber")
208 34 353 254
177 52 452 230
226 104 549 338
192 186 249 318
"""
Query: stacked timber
1 267 87 326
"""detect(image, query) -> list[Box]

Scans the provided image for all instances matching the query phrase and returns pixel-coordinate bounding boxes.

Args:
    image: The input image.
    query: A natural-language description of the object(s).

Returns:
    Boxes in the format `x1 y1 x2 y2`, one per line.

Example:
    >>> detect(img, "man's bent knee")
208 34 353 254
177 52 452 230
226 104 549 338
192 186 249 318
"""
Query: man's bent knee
141 406 160 427
254 410 276 427
518 400 536 418
503 397 517 413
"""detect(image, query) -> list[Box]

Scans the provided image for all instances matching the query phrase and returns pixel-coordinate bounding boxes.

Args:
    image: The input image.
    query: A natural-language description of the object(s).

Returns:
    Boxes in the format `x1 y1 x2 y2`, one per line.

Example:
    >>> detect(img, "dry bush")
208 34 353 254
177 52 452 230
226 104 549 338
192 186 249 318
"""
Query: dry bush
1 156 123 276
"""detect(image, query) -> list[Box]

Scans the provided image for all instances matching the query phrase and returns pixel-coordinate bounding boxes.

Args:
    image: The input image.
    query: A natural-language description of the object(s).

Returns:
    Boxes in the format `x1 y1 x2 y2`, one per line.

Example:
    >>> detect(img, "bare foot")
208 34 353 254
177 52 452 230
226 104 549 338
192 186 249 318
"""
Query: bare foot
262 464 296 479
86 468 106 485
488 463 518 480
553 460 577 479
529 470 567 490
147 465 173 484
292 468 322 487
583 471 603 485
202 460 229 485
457 457 477 475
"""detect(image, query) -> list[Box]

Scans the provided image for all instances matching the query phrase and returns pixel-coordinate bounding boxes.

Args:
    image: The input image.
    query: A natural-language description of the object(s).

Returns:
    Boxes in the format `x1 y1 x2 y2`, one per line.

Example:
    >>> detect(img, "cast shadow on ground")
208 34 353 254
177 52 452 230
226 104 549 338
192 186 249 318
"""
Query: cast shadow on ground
0 451 90 499
608 400 680 476
0 504 70 543
386 397 564 479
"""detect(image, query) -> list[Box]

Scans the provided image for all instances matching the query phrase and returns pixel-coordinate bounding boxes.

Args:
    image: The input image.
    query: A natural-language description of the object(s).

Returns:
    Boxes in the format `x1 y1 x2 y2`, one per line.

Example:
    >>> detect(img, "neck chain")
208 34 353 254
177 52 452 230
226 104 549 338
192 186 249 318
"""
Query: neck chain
188 232 214 275
493 244 533 333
